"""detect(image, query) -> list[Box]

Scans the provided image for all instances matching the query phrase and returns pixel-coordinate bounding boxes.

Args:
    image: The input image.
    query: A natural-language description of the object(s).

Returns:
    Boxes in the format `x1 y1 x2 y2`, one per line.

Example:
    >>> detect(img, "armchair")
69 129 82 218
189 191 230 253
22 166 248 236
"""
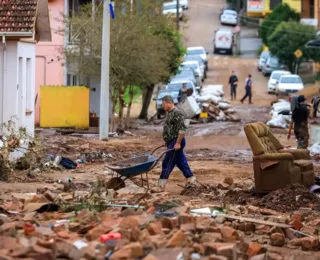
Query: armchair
244 122 314 193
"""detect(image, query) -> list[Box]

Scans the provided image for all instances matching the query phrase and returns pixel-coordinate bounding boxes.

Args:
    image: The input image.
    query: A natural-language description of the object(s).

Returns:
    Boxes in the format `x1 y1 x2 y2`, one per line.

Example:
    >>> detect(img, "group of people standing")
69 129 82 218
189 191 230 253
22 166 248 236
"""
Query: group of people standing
228 70 253 104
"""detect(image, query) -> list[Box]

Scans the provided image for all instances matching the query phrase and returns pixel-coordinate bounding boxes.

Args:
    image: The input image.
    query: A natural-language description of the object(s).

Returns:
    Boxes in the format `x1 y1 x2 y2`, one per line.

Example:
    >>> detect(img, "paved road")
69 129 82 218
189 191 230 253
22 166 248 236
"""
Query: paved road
182 0 275 106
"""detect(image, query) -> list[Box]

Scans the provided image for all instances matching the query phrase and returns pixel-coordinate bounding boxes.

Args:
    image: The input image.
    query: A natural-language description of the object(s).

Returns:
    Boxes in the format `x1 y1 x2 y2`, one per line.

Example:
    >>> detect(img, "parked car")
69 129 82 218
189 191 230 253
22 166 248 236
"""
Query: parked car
183 55 207 78
186 47 208 71
213 28 233 55
166 80 199 98
220 6 236 18
262 56 287 77
181 61 204 82
154 89 179 119
257 50 270 71
276 74 304 96
220 10 237 26
268 70 291 94
162 2 183 20
171 67 198 86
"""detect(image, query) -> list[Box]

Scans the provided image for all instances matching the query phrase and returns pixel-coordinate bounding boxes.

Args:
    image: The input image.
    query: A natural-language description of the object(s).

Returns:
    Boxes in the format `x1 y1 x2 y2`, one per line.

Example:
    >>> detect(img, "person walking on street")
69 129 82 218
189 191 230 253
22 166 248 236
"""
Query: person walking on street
158 95 196 190
228 70 238 101
241 74 253 104
288 95 310 149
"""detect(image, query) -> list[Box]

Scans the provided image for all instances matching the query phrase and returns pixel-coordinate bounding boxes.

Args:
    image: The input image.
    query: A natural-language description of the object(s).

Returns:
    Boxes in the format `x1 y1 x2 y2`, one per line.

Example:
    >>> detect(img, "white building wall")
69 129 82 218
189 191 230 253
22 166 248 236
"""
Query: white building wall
17 42 36 137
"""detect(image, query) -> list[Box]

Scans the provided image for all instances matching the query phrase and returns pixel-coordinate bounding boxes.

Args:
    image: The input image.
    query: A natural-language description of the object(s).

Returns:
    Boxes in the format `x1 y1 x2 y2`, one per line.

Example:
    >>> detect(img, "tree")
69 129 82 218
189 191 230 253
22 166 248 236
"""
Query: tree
138 24 186 120
65 0 180 128
260 3 300 46
268 22 320 73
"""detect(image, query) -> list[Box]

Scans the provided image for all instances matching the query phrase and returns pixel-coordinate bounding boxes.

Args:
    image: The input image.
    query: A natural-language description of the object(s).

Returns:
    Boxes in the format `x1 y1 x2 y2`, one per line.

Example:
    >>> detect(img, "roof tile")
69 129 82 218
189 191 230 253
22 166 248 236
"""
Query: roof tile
0 0 37 33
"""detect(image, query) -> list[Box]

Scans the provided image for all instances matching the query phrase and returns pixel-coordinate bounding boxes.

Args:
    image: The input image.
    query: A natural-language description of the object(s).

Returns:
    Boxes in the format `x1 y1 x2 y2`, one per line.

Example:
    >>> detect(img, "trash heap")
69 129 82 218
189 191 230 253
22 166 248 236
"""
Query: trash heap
266 99 291 129
198 85 240 122
0 179 320 260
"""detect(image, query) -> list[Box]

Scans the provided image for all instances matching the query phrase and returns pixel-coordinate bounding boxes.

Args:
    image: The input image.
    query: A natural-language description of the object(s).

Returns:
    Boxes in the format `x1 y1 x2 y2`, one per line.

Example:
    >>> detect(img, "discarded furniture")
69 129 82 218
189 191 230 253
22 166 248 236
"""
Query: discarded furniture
244 122 314 193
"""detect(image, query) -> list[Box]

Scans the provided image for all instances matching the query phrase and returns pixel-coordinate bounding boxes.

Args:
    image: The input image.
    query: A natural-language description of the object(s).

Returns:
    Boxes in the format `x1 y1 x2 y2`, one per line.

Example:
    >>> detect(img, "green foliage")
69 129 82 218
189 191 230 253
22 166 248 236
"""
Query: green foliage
268 22 320 72
260 3 300 46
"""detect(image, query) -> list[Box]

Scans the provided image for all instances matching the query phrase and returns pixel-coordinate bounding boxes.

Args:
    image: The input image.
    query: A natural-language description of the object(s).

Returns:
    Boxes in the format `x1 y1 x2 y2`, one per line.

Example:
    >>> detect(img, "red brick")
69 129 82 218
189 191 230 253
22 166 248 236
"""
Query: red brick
300 226 318 236
160 217 174 229
265 252 284 260
85 224 112 241
288 238 302 247
147 222 163 236
300 237 319 251
270 233 285 247
178 214 195 225
122 242 144 258
166 230 188 247
119 216 140 229
204 242 237 259
289 219 303 231
180 223 196 232
220 227 239 242
247 242 265 257
200 233 222 243
109 248 131 260
30 245 54 260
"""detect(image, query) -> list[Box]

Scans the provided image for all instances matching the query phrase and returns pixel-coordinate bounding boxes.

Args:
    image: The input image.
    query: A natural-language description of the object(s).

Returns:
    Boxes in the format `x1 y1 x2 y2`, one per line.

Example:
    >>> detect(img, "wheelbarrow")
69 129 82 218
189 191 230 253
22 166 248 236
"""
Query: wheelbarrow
105 145 173 190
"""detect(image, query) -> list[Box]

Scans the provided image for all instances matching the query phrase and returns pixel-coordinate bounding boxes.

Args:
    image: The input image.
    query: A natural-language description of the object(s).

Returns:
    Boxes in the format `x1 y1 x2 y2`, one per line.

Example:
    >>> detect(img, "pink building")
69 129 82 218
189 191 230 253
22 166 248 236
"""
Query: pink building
36 0 103 126
35 0 65 126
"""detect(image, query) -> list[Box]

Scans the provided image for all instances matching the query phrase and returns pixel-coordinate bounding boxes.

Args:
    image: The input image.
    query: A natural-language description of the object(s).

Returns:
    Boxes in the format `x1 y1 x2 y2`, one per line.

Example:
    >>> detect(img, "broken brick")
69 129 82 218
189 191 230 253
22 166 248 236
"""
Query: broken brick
300 237 319 251
300 225 318 236
160 217 174 229
204 242 236 259
86 224 112 241
178 214 195 225
147 222 163 236
270 233 285 247
289 219 303 231
119 216 140 229
220 227 239 242
247 242 265 257
166 230 188 247
122 242 144 258
109 248 132 260
200 232 222 243
288 238 302 247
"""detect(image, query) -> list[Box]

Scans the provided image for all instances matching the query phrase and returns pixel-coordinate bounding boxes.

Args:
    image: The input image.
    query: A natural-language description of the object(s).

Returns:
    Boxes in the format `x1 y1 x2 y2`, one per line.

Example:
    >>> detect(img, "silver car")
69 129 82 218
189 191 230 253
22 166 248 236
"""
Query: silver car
257 51 270 71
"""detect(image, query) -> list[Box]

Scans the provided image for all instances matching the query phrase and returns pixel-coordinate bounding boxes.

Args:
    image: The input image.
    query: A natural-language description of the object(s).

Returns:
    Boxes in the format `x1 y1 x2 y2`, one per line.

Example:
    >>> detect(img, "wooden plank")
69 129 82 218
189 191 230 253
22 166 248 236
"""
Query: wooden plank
218 214 292 228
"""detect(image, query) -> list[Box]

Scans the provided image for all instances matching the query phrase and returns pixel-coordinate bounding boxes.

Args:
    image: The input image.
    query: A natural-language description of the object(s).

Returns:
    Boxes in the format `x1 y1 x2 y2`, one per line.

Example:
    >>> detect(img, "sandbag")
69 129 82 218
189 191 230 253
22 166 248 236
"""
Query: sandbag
201 85 224 97
272 102 290 112
266 115 288 129
218 102 232 110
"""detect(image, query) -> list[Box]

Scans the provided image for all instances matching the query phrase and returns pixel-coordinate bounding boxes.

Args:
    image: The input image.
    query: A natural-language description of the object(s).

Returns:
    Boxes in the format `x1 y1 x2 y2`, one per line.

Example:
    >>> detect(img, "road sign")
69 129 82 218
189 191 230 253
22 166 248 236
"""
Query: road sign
294 49 303 59
233 26 241 33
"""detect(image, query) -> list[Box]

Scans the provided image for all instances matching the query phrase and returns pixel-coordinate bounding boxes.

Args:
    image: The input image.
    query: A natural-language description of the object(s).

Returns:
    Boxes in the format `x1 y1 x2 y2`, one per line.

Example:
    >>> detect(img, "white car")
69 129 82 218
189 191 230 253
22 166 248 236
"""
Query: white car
257 50 270 71
186 46 208 70
220 10 237 26
276 74 304 96
181 61 204 82
179 0 188 9
268 70 291 94
163 2 183 19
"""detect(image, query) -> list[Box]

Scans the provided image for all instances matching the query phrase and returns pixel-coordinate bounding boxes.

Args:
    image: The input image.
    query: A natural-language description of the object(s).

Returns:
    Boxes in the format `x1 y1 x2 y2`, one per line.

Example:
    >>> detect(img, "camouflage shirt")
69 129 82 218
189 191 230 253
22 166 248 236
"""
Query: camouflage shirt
163 108 187 143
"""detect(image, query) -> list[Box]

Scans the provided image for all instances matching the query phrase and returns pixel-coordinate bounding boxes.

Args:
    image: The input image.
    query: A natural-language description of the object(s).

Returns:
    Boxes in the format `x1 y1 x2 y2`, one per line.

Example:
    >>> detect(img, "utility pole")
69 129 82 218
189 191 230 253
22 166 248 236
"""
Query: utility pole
236 0 241 55
176 0 180 31
99 0 111 140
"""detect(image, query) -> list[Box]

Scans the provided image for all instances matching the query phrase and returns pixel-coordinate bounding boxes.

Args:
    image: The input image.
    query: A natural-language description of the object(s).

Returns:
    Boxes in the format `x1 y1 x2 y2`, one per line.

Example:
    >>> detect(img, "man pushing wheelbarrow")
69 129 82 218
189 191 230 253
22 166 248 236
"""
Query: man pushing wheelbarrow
158 95 197 190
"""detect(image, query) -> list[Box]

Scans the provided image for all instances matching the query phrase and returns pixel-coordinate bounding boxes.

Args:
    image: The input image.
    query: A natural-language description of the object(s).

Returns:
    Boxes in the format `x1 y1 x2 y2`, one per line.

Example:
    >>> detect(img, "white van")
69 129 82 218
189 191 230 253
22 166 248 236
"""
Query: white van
213 28 233 55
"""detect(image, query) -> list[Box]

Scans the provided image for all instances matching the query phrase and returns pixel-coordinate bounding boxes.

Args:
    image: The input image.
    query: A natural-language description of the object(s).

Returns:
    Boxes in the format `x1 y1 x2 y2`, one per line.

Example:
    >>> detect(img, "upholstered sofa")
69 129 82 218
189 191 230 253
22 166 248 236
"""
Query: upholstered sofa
244 122 314 193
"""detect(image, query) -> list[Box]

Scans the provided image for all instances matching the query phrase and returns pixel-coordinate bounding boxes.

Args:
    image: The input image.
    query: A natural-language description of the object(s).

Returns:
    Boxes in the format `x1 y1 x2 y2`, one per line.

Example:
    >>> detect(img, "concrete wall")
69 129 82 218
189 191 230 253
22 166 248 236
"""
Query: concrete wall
40 86 89 128
35 0 65 126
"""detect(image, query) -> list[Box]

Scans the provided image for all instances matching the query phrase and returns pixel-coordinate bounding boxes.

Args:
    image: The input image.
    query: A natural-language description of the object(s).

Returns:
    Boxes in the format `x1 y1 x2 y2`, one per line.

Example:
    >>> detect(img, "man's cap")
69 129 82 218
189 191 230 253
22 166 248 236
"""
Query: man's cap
298 95 306 102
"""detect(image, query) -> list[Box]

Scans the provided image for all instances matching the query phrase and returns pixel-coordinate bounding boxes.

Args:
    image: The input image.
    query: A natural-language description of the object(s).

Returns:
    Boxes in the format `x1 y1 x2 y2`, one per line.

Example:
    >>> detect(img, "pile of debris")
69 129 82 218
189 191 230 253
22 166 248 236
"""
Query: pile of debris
0 181 320 260
197 85 240 122
177 85 240 123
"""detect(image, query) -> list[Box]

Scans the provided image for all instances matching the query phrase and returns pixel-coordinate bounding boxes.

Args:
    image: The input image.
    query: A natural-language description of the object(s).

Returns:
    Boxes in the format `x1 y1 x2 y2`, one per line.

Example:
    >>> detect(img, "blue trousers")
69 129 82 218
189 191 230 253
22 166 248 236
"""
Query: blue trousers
160 138 194 180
